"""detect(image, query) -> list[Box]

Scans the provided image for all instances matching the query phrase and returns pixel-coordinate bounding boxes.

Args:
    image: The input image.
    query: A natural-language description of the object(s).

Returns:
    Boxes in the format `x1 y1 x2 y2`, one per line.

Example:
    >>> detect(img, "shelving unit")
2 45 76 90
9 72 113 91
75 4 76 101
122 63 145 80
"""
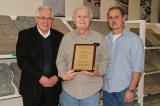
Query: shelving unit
126 20 160 106
0 15 160 105
143 26 160 106
0 56 22 106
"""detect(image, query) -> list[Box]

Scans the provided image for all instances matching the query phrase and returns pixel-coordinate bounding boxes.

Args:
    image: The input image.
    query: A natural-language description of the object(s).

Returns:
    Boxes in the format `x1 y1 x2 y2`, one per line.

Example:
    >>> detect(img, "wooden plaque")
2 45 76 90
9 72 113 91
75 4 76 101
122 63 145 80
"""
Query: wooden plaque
72 44 96 72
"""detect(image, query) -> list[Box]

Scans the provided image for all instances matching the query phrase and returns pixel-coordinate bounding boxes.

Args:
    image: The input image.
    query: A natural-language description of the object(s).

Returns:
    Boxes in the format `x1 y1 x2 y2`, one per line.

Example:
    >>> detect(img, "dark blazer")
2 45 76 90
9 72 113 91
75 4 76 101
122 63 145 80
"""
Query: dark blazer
16 26 63 97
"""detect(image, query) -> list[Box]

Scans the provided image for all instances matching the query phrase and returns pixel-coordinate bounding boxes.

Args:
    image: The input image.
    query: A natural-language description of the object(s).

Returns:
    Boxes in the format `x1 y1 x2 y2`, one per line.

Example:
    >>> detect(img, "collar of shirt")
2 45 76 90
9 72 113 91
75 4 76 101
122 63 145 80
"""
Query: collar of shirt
74 29 92 43
37 26 50 38
108 27 129 41
75 29 91 37
113 33 121 43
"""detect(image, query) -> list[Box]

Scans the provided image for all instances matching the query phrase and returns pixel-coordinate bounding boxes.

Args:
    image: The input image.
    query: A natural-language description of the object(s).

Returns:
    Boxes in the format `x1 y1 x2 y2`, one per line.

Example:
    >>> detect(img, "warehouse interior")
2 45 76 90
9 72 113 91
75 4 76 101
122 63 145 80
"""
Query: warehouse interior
0 0 159 106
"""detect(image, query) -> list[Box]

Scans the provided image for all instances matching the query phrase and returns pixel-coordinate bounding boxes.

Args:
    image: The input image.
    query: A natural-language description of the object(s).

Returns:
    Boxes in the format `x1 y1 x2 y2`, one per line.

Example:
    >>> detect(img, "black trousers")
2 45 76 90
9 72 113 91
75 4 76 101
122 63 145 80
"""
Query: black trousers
22 87 60 106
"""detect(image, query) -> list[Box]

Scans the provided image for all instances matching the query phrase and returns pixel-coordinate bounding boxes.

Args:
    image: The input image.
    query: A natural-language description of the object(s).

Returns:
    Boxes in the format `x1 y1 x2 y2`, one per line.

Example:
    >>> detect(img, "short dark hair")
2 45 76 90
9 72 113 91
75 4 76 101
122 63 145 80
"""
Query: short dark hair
107 6 125 17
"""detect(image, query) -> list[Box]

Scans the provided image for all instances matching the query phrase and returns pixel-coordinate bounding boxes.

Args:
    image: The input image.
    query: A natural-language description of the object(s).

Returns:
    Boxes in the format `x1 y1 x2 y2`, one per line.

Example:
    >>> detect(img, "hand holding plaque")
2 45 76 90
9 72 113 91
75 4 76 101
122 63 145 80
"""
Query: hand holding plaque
72 43 98 72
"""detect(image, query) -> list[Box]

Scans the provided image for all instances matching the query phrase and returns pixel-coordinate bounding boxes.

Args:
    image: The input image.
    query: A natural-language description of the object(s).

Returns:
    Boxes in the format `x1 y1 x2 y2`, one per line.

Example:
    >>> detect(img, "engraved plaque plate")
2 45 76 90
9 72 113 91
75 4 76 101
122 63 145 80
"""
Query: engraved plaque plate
72 44 96 72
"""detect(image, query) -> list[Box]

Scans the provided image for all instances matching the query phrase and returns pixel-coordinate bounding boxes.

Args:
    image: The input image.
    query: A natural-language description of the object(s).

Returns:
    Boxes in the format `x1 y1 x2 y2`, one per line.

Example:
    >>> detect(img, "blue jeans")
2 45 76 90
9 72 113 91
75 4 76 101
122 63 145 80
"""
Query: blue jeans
60 89 100 106
103 88 133 106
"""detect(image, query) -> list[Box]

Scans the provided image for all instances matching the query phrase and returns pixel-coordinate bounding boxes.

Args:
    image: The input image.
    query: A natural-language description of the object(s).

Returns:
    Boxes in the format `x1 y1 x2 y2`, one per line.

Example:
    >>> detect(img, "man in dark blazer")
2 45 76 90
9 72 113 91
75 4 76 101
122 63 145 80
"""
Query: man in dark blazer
16 6 63 106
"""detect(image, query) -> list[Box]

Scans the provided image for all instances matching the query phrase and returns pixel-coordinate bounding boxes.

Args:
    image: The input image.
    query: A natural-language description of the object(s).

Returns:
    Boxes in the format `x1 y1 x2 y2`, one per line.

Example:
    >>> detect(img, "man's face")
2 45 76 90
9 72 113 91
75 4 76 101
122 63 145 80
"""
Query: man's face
107 9 125 31
74 8 90 30
36 9 53 34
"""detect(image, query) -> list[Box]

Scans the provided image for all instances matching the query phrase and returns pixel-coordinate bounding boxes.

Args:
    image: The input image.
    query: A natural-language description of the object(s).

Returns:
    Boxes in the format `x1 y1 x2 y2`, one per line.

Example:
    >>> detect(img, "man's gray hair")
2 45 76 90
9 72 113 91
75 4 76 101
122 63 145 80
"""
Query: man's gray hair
35 6 54 17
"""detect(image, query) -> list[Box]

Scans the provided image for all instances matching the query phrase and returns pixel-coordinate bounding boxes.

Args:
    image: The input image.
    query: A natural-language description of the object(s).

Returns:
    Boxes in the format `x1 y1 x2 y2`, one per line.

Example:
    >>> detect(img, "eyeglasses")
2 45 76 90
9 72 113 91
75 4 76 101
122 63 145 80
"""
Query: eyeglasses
37 16 53 21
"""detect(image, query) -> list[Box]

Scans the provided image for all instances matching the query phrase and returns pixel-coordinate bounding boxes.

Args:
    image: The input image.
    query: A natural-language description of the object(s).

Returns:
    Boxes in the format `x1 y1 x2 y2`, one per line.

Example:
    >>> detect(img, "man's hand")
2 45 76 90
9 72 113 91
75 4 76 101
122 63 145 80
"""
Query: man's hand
124 90 135 103
48 75 58 87
61 69 79 81
81 67 100 77
39 76 50 87
125 71 141 103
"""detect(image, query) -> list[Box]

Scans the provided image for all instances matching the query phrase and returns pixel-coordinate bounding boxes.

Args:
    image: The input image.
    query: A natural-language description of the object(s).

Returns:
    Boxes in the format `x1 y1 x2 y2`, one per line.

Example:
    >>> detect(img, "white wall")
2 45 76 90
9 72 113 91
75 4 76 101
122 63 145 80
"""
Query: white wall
0 0 111 19
0 0 42 16
0 0 84 18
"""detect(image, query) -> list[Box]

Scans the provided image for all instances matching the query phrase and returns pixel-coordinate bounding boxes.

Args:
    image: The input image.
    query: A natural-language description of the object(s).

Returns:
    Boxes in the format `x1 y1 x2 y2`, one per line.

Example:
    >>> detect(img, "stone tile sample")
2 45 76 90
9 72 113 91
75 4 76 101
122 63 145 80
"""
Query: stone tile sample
144 93 160 106
67 21 76 29
0 63 15 96
144 73 160 95
0 39 17 54
0 15 13 24
0 15 18 54
1 24 18 35
14 20 30 31
145 29 160 47
0 25 4 35
52 18 70 34
17 16 36 27
145 49 160 73
130 28 160 47
90 21 110 35
10 62 21 90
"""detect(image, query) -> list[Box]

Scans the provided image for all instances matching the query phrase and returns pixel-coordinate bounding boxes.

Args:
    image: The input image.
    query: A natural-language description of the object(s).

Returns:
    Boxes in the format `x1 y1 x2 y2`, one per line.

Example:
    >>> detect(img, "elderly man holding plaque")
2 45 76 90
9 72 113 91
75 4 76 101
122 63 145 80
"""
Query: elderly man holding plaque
56 6 109 106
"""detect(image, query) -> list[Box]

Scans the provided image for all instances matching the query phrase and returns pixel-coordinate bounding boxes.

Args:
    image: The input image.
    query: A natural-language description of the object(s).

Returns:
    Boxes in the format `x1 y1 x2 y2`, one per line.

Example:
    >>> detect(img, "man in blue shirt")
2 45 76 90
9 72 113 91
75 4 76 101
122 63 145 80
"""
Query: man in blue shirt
103 6 144 106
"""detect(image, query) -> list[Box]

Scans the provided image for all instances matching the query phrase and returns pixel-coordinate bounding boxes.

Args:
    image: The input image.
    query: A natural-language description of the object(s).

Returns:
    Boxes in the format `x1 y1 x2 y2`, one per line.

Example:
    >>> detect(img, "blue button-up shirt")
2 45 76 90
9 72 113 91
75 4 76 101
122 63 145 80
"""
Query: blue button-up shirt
103 28 144 92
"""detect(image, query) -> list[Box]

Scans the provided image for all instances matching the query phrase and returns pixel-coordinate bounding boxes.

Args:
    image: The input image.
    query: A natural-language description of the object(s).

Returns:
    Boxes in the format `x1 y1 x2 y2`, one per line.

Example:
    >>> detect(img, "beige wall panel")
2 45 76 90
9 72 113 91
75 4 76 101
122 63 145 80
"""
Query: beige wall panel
128 0 140 20
151 0 159 23
100 0 116 20
65 0 83 18
0 0 42 16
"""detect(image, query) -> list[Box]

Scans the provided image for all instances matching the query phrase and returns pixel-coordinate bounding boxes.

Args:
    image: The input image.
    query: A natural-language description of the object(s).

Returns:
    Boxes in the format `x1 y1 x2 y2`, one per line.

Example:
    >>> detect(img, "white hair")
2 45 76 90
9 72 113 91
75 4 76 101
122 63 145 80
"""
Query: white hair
72 6 92 22
35 6 54 18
